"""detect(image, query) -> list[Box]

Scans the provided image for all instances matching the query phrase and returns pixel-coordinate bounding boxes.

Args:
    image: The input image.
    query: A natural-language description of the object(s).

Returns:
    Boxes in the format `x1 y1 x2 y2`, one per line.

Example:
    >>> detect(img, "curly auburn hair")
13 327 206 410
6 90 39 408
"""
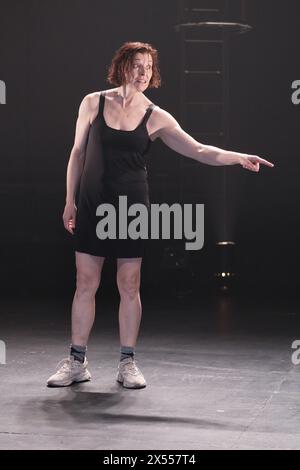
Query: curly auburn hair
107 42 161 88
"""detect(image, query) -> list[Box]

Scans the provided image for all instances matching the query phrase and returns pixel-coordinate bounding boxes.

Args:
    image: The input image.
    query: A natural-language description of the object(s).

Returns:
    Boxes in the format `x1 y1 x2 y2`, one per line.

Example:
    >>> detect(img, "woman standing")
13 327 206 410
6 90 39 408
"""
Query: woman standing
47 42 273 389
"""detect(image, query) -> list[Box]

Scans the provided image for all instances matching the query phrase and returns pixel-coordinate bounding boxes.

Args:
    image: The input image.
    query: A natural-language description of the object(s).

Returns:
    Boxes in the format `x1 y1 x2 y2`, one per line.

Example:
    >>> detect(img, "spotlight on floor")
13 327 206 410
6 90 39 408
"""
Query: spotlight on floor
215 241 236 292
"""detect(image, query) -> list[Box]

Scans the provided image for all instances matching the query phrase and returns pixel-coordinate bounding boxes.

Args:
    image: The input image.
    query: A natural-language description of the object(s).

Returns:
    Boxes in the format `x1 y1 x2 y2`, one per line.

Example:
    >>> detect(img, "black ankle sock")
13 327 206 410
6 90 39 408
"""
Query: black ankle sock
120 345 135 362
70 344 87 363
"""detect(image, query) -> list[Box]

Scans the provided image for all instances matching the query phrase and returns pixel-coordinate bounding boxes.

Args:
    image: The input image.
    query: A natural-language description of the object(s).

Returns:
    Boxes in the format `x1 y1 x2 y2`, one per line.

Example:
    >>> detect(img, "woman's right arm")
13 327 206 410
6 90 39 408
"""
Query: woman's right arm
63 94 95 234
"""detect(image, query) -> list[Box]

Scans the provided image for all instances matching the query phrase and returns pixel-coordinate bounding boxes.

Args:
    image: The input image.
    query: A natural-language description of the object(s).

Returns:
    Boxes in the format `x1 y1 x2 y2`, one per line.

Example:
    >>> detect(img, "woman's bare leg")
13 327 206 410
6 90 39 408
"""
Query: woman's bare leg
116 258 142 347
71 252 105 346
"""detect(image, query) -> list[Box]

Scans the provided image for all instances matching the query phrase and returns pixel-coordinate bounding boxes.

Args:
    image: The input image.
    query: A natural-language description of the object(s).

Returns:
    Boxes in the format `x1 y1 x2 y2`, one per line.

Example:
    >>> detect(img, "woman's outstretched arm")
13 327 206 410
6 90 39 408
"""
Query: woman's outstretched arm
153 108 274 172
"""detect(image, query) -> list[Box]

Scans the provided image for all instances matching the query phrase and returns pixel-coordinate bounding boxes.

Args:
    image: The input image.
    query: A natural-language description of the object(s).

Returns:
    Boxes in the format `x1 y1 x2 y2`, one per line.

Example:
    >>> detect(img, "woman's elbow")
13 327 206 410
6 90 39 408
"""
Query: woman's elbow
71 146 85 162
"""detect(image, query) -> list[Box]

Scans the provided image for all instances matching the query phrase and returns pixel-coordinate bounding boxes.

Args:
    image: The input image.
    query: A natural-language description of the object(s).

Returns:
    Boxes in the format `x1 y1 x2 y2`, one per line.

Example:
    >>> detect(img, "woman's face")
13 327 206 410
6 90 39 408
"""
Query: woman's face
126 52 153 91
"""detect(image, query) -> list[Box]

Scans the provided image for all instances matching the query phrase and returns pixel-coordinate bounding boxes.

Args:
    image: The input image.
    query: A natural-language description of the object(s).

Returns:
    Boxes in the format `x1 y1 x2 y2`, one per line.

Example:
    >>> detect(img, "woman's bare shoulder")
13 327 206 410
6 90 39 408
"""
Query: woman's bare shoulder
147 106 180 141
79 89 117 123
150 106 176 127
82 88 117 108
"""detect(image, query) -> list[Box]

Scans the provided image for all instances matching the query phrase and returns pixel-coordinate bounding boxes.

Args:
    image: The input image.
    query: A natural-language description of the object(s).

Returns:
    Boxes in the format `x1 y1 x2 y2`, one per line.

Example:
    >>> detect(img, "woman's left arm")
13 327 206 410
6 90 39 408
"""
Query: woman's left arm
154 109 274 172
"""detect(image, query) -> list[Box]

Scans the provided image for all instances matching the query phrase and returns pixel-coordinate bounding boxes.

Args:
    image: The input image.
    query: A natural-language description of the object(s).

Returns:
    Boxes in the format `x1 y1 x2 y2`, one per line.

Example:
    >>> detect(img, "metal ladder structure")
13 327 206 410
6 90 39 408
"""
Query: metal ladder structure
175 0 251 242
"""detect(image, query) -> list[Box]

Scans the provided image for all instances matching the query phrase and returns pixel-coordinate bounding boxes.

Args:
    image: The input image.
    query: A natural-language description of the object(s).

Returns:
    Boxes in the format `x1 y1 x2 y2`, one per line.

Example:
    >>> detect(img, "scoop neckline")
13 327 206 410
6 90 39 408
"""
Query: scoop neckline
102 94 153 133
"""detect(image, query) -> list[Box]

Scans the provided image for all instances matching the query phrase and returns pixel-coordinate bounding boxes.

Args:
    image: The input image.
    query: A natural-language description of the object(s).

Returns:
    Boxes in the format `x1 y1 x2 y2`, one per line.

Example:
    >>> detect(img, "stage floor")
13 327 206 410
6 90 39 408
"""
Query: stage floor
0 292 299 450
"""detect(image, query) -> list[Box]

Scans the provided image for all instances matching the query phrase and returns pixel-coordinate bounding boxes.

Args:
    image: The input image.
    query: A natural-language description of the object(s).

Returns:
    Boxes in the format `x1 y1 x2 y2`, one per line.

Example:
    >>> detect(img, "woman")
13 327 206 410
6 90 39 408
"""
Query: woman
47 42 274 389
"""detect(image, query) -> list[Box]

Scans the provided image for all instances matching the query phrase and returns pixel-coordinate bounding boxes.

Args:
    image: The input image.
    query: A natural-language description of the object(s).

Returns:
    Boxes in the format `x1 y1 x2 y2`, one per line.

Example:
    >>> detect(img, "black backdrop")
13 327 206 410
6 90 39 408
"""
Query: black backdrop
0 0 299 298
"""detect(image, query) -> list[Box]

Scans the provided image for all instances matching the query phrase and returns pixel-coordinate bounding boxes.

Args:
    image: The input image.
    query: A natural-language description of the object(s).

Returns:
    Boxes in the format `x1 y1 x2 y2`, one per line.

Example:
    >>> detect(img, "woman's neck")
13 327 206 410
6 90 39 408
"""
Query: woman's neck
116 85 141 109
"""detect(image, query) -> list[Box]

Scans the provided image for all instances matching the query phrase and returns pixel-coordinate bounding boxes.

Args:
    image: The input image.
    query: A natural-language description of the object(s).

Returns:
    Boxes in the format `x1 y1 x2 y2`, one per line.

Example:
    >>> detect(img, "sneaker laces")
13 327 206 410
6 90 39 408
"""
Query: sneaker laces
55 358 72 373
122 360 141 376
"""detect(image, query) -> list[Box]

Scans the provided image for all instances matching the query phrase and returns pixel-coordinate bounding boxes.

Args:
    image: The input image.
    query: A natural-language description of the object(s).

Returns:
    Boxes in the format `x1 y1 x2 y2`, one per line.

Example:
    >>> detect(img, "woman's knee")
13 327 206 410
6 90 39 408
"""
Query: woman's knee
117 272 140 299
76 270 101 297
75 253 104 296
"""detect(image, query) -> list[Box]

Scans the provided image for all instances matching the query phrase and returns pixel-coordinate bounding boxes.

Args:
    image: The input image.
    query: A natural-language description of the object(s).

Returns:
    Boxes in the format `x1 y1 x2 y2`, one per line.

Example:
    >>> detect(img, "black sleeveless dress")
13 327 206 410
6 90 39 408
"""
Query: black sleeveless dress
73 92 155 258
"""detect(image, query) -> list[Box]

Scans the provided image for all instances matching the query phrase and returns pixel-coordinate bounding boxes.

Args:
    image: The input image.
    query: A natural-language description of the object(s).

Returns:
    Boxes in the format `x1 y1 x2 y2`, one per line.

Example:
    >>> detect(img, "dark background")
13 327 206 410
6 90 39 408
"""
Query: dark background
0 0 299 299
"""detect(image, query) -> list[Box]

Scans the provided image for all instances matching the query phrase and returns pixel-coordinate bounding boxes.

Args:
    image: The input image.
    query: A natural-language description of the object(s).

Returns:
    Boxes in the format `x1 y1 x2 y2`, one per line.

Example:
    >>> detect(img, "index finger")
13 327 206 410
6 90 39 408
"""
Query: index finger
258 158 274 168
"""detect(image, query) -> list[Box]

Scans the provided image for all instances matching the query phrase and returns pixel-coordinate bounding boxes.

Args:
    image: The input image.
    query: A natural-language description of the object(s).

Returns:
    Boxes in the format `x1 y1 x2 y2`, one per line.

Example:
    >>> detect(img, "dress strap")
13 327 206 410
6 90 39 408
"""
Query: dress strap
98 92 105 116
141 103 155 126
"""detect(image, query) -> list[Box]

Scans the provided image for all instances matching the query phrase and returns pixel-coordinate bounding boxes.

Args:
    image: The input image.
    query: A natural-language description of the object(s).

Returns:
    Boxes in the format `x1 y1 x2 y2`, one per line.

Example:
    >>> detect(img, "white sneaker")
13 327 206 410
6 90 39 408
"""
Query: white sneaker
47 356 91 387
117 357 146 389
